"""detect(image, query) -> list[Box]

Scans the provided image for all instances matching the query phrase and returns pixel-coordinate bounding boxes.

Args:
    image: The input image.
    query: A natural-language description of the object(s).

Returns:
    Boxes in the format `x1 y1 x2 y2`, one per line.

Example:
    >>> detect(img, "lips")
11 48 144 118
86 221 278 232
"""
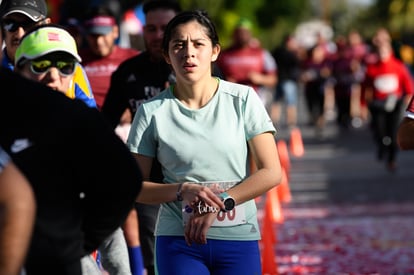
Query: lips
183 63 196 71
184 62 195 67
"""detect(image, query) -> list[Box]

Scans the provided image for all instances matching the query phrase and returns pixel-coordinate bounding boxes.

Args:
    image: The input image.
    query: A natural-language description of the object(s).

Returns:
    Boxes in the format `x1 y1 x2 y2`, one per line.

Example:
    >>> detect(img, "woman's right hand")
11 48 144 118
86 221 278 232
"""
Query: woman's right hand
180 182 225 210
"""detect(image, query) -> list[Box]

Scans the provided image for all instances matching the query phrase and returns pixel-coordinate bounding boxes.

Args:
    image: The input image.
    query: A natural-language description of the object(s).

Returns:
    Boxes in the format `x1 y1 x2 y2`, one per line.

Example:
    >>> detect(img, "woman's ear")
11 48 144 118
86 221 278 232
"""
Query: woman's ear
211 45 221 62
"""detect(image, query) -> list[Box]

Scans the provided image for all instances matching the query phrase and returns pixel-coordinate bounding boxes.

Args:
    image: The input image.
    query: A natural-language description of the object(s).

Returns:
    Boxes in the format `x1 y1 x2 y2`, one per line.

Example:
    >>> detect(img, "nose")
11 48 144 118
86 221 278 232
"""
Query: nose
43 67 64 91
183 44 195 59
155 28 164 39
48 67 61 77
43 67 62 85
15 26 26 37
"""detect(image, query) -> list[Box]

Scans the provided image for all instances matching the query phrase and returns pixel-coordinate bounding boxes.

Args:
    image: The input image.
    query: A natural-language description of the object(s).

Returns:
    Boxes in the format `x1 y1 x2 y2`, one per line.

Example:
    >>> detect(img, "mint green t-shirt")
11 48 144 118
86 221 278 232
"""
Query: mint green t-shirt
127 79 276 240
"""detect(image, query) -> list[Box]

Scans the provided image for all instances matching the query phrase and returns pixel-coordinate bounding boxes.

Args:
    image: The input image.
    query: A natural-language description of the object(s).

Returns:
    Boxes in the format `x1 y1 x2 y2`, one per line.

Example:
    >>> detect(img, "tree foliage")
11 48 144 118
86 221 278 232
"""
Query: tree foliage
174 0 312 49
59 0 414 48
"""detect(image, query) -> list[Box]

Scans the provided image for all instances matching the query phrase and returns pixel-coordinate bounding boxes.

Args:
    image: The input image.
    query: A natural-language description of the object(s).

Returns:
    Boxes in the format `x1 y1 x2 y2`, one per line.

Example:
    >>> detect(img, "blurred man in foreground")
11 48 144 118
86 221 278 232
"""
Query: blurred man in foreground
0 19 142 275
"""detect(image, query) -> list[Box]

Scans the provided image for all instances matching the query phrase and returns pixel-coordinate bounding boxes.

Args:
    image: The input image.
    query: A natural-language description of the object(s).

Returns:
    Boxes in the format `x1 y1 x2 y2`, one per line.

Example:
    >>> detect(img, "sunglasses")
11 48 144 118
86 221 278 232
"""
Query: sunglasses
29 60 76 76
2 20 37 32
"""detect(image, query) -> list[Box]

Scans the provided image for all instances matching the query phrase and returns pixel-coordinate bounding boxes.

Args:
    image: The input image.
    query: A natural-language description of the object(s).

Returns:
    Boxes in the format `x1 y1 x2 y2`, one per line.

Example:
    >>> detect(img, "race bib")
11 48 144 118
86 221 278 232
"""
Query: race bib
181 180 247 227
182 201 247 227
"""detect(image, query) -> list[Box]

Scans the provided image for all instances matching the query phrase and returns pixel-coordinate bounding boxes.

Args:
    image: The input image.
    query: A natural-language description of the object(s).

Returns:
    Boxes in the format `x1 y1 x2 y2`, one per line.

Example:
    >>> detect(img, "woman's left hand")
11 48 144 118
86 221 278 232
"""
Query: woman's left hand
184 205 219 245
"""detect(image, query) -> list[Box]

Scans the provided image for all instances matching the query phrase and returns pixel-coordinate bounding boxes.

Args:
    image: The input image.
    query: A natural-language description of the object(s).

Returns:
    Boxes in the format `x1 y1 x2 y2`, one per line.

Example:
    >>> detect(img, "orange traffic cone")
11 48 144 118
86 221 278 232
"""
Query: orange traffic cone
262 195 277 244
261 195 278 274
290 127 305 157
277 168 292 204
277 139 290 176
268 187 284 224
261 234 278 275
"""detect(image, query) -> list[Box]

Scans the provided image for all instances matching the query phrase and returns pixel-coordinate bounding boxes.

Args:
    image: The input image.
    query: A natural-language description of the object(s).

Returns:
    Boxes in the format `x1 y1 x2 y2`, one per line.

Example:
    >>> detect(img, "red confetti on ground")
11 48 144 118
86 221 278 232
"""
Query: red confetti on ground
260 202 414 274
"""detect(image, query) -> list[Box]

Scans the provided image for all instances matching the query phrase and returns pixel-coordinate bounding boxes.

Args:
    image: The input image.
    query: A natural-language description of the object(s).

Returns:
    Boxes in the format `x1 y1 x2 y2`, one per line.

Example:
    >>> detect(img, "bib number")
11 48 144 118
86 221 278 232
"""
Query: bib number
182 202 247 227
212 204 246 227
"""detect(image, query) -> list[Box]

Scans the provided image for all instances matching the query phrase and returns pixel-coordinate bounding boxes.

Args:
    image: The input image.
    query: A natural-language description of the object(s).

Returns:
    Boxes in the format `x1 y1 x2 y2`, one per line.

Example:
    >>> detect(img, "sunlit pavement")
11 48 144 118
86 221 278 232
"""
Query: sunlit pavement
276 202 414 274
259 111 414 274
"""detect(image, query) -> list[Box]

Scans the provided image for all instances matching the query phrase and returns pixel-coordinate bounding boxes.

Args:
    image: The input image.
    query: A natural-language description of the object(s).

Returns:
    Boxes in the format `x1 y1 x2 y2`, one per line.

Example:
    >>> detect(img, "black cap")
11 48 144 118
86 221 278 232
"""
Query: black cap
2 0 47 22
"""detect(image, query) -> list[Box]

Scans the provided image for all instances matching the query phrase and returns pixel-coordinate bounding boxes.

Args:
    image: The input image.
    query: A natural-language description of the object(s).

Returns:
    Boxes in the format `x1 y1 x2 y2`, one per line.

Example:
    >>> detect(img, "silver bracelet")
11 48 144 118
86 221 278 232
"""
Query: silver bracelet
176 183 183 201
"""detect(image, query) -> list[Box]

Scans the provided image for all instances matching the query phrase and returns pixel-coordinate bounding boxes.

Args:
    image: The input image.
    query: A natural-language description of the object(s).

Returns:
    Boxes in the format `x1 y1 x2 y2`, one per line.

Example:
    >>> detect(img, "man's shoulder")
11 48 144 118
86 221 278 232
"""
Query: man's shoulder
1 49 14 70
114 46 140 60
113 51 158 77
117 45 140 55
390 55 409 68
117 51 147 68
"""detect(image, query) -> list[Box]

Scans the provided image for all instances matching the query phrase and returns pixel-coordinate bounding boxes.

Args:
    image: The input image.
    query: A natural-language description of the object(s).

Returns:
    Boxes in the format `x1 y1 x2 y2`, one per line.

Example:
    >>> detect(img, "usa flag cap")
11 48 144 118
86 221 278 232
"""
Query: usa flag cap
15 25 82 66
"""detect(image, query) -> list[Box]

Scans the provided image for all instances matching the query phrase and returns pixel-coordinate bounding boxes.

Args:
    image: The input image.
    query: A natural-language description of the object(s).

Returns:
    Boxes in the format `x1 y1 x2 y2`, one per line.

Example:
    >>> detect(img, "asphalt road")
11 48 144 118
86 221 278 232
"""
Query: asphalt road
266 95 414 274
274 89 414 205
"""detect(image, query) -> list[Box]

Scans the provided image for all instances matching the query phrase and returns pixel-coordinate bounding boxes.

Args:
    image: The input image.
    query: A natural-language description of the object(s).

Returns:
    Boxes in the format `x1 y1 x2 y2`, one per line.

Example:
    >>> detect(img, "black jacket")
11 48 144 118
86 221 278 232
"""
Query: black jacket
0 67 142 274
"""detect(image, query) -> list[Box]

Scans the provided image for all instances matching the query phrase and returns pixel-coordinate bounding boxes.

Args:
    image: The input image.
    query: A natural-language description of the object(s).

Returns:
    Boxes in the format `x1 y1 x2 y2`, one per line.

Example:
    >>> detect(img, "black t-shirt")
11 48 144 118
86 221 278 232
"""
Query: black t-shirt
102 51 174 183
0 67 142 275
102 51 174 129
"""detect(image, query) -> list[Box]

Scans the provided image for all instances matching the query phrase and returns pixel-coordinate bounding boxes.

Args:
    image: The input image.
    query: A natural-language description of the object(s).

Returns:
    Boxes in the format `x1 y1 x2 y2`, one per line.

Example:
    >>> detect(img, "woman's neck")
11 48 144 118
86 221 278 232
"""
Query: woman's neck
173 77 218 109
